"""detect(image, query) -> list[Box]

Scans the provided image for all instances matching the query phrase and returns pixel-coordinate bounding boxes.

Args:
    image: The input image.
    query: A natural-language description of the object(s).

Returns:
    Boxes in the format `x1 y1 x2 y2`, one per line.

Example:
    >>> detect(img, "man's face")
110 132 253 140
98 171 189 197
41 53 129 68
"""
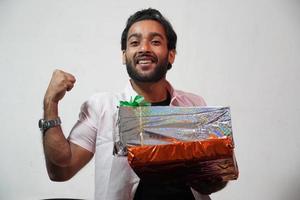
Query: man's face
123 20 175 82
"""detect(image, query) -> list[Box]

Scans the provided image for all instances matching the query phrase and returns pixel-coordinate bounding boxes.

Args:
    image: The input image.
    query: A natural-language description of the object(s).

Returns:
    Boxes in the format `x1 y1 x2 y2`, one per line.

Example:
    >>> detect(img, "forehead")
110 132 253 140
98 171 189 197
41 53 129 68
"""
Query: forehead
127 20 166 39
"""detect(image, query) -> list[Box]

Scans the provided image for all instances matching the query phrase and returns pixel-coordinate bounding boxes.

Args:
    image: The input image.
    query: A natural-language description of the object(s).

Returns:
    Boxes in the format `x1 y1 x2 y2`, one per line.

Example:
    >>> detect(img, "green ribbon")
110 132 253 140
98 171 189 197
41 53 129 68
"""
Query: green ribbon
119 95 151 107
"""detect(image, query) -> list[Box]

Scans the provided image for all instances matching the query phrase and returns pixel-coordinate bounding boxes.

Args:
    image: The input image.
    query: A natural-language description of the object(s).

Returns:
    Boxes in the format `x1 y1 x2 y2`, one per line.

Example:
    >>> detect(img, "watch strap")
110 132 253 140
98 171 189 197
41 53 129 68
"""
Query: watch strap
39 117 61 133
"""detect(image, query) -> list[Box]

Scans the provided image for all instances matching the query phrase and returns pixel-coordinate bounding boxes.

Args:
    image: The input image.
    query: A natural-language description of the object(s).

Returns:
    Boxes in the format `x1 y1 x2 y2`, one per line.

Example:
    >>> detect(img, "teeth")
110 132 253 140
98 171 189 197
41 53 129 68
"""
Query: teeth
139 60 152 64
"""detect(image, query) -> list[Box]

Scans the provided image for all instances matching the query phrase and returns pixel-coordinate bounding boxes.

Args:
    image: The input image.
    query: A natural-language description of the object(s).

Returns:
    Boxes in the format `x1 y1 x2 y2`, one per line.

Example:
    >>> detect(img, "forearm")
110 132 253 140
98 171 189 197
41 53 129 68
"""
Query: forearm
43 101 71 167
43 126 71 166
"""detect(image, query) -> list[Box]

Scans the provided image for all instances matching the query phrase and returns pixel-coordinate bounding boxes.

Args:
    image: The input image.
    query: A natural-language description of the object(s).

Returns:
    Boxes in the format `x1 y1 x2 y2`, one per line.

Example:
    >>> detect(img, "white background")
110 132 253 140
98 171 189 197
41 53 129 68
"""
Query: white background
0 0 299 199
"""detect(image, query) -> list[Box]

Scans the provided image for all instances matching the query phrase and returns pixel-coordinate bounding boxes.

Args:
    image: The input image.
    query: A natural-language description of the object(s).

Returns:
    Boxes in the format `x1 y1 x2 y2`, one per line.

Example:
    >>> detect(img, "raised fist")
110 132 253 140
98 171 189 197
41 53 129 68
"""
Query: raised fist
44 69 76 104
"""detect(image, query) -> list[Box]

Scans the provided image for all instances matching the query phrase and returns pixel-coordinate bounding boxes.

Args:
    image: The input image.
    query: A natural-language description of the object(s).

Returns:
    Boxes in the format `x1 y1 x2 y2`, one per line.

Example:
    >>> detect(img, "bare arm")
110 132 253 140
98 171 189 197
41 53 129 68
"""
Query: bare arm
42 69 93 181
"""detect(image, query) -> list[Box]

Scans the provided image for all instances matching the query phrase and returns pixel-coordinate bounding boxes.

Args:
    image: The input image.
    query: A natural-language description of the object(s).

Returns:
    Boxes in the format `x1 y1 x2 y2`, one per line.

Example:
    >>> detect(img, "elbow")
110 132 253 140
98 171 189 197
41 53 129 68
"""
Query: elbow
49 176 71 182
44 144 74 182
45 160 73 182
47 170 72 182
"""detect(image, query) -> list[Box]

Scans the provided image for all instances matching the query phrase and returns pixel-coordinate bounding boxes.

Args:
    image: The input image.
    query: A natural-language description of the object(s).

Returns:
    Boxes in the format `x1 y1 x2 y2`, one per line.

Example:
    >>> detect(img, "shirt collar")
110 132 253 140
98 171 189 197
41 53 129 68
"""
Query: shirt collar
122 80 140 103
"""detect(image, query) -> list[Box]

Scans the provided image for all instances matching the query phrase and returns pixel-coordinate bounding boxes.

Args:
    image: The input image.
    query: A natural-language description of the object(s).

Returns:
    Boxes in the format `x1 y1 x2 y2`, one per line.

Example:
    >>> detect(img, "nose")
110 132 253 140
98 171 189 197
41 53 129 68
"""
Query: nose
138 40 151 53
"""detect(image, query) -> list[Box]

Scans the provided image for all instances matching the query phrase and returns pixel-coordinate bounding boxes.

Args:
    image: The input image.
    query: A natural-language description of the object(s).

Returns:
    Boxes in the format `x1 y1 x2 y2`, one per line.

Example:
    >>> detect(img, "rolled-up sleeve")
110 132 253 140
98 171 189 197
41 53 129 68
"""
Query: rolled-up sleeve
68 94 101 153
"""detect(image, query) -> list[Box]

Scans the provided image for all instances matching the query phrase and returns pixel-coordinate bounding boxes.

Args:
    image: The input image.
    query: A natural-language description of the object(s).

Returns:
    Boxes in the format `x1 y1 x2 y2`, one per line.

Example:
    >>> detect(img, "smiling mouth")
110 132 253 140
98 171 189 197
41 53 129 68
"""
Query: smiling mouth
137 60 153 65
135 55 157 66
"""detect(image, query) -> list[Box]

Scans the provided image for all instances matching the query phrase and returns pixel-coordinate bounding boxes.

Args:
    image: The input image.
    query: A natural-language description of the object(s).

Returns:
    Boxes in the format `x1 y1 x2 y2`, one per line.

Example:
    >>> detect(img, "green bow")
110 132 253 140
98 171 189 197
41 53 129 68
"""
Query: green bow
119 95 151 107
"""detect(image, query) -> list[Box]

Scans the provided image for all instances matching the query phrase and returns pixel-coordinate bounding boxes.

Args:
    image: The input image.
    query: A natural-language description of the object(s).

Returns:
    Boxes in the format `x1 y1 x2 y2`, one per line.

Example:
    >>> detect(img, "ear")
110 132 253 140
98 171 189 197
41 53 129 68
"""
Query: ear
168 49 176 65
122 50 126 65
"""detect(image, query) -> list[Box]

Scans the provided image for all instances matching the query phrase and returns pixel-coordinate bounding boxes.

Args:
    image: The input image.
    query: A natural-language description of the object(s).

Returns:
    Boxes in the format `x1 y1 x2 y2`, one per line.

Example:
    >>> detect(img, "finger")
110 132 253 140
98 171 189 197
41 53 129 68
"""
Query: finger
66 81 75 91
53 69 76 82
66 86 73 91
64 72 76 83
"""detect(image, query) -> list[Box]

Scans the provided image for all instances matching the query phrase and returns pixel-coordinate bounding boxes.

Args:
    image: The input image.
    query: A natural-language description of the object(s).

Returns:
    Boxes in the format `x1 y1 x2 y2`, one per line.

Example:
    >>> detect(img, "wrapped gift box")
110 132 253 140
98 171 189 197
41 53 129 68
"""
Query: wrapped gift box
114 106 239 182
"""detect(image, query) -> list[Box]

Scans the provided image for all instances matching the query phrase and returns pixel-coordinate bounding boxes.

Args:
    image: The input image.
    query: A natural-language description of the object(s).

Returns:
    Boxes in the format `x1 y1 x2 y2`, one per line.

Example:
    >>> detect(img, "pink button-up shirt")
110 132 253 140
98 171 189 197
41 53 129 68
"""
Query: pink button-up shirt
69 81 209 200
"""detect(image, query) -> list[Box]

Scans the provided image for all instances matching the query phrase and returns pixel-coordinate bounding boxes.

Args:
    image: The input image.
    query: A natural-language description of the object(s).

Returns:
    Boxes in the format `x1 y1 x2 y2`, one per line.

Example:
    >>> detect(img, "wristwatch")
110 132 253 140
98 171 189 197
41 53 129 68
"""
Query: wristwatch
38 117 61 134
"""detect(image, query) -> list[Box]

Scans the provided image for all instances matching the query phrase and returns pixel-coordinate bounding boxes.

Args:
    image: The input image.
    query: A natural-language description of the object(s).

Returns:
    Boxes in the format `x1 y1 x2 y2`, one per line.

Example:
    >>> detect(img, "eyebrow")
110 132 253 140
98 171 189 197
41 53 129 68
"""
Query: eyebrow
127 32 165 41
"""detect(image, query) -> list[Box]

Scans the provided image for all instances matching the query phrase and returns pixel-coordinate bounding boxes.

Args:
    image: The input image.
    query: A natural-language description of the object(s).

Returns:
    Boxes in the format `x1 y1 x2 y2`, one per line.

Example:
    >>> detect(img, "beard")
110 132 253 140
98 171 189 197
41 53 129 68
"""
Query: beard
125 52 169 83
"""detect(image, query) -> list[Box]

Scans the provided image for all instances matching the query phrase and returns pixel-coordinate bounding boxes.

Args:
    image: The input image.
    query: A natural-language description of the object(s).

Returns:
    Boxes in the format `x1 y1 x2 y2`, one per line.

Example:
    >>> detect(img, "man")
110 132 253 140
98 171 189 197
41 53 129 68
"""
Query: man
40 8 227 200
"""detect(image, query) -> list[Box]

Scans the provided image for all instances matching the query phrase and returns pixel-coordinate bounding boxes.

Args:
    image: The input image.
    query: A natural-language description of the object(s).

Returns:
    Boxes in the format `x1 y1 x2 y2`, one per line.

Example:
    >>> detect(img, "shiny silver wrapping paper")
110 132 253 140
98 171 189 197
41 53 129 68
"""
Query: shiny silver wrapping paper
114 106 239 182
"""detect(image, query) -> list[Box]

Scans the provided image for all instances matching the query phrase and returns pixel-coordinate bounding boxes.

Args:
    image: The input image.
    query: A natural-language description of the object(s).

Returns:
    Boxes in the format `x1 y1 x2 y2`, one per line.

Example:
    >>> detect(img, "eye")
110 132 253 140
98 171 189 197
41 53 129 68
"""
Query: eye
129 41 139 47
151 40 161 46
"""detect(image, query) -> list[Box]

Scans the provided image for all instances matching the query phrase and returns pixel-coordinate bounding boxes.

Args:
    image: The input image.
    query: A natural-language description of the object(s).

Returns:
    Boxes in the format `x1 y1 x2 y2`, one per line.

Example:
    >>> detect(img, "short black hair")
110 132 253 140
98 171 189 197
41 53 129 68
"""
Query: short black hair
121 8 177 53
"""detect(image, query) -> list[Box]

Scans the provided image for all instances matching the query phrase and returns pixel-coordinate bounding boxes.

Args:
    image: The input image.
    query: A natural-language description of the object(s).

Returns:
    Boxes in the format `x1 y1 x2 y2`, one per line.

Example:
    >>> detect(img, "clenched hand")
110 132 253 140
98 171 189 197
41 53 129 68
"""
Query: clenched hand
44 69 76 105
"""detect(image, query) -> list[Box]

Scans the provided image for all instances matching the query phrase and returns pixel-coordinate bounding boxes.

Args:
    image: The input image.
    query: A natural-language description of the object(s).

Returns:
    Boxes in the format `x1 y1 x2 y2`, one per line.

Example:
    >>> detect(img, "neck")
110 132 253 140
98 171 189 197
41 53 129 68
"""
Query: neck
130 79 169 103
